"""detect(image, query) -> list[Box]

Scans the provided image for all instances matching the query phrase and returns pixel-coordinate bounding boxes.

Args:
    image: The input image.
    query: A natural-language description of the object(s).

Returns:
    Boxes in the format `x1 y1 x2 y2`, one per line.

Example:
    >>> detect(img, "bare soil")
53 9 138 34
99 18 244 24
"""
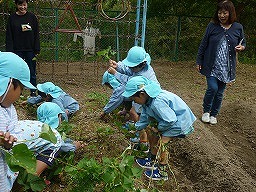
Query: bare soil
15 60 256 192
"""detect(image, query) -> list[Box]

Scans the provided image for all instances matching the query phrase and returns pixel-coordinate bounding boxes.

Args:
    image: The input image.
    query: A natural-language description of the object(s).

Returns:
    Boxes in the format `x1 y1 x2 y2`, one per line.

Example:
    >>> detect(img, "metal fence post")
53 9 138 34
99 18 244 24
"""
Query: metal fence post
54 8 59 62
134 0 141 46
174 16 181 61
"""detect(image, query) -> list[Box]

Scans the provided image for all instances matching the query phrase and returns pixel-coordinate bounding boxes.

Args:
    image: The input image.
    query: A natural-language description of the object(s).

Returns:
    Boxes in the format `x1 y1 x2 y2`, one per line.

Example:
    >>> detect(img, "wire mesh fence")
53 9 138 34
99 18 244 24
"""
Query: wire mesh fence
0 0 255 82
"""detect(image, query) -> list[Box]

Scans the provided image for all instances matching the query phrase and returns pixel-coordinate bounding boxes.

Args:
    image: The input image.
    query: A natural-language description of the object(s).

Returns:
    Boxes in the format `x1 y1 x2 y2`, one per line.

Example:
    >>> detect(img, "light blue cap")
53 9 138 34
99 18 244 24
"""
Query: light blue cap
37 102 65 129
0 51 36 96
37 82 63 98
102 71 120 89
145 53 151 65
122 46 148 67
122 76 161 98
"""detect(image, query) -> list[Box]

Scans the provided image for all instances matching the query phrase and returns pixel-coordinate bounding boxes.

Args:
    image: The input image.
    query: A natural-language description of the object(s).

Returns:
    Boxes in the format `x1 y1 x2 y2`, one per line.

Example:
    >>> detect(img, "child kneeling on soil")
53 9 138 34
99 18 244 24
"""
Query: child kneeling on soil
122 76 196 181
37 102 84 152
108 46 159 124
27 82 79 121
7 119 63 190
100 71 126 120
100 71 139 125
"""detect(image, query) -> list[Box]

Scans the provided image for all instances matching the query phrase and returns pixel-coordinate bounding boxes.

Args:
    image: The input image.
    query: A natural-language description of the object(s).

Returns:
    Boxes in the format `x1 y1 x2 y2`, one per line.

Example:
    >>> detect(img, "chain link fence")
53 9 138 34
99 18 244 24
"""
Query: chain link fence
0 0 255 81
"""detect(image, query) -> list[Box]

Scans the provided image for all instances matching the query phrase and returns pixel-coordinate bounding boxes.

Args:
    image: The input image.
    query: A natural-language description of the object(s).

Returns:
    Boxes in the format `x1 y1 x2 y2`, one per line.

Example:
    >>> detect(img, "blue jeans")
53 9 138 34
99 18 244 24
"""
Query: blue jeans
203 76 226 117
15 51 37 93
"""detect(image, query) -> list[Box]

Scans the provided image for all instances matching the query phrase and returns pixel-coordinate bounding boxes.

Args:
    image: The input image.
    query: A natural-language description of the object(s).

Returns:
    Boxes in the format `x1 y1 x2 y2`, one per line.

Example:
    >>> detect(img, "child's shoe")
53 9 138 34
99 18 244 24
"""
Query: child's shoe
133 142 149 153
144 168 168 181
135 158 157 170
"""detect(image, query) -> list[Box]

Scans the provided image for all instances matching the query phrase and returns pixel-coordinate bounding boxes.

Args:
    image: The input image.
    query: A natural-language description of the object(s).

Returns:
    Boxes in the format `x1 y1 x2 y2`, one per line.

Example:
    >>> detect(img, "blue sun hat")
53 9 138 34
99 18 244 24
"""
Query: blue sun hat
122 46 148 67
145 53 151 65
0 51 36 96
37 102 65 129
37 82 63 98
102 71 120 89
122 76 161 98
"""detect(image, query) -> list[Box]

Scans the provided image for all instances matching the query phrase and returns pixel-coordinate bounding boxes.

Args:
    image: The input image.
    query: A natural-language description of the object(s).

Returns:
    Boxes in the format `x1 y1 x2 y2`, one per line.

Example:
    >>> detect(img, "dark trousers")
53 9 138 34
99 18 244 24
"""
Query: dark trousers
15 51 37 93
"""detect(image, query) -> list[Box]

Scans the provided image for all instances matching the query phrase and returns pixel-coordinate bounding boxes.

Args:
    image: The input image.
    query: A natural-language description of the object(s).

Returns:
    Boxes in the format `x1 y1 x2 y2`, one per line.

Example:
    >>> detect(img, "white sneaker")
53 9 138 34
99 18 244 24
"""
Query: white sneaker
209 116 217 125
202 112 210 123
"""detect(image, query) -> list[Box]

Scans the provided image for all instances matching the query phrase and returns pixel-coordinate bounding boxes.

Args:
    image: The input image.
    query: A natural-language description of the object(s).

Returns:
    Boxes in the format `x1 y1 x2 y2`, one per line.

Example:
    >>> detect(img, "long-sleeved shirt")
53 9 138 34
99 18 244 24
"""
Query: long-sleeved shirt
135 90 196 137
27 93 79 121
196 22 246 81
114 61 159 85
103 85 125 114
104 55 158 114
0 105 19 192
52 93 79 121
6 12 40 54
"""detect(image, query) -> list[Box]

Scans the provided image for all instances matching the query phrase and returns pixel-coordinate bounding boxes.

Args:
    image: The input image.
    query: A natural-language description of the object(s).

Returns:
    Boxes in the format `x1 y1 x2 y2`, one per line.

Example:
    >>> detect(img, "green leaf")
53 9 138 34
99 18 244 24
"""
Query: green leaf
96 46 116 61
17 171 45 191
131 167 143 178
102 171 115 183
39 123 57 144
28 174 45 191
5 143 37 175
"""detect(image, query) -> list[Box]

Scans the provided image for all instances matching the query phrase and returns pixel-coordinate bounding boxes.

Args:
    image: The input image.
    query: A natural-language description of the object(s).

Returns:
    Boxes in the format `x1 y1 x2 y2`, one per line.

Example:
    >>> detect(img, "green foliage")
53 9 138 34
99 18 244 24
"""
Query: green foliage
64 154 143 191
2 125 60 191
48 152 75 180
17 171 45 192
96 126 115 138
57 121 75 141
39 124 57 144
65 157 102 191
4 144 46 191
96 46 116 61
5 144 37 174
102 155 142 191
86 91 109 108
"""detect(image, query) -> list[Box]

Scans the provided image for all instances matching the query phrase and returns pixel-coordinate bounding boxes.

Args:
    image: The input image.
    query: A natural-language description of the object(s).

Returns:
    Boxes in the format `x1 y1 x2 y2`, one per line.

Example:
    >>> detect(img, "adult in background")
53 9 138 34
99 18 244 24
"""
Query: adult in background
196 0 245 125
6 0 40 96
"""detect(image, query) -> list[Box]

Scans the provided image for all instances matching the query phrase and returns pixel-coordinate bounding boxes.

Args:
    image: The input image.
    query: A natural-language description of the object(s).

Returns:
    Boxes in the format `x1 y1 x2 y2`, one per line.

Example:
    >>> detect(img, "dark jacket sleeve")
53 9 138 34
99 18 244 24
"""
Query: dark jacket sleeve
33 14 40 54
196 22 212 66
5 16 14 52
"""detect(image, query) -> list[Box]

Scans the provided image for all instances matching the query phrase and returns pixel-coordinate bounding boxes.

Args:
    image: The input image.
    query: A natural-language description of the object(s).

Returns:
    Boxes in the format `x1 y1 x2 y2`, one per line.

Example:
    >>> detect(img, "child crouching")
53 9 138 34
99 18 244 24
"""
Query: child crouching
122 76 196 180
37 102 84 152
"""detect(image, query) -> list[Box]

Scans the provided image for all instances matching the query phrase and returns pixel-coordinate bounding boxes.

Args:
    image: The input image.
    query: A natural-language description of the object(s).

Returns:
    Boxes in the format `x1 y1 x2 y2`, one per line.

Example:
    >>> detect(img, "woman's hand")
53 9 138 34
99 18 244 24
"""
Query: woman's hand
235 45 245 52
196 64 202 72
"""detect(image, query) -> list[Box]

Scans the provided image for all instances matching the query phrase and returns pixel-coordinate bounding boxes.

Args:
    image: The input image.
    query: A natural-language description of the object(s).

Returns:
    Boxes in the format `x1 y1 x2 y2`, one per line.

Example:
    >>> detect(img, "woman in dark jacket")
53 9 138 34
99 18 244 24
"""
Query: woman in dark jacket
196 0 245 125
6 0 40 96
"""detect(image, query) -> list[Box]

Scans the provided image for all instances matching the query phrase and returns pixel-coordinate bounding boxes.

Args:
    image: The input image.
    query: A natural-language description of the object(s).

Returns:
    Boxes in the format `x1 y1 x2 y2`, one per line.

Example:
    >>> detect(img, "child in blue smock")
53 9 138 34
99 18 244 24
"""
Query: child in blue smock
100 71 141 143
122 76 196 181
7 119 63 190
108 46 159 141
109 46 158 84
0 51 36 191
27 82 79 121
37 102 84 152
100 71 125 120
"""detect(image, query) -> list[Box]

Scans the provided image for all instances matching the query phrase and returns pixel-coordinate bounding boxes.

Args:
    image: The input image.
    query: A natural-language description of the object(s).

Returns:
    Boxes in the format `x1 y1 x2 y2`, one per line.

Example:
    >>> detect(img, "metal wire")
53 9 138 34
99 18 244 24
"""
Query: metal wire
97 0 131 21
